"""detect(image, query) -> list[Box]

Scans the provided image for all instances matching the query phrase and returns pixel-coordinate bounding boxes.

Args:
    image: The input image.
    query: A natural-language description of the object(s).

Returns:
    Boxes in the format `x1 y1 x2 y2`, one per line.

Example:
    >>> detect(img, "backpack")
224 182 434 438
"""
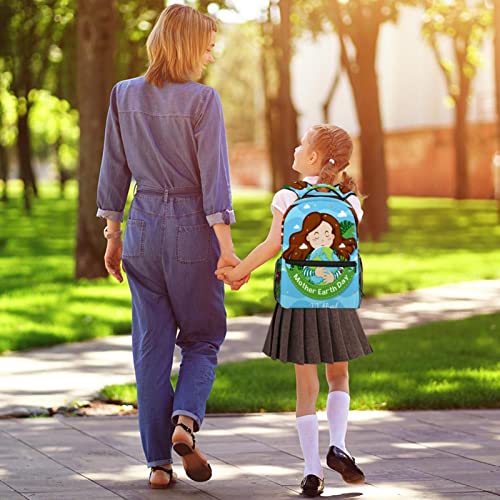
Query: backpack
274 182 363 309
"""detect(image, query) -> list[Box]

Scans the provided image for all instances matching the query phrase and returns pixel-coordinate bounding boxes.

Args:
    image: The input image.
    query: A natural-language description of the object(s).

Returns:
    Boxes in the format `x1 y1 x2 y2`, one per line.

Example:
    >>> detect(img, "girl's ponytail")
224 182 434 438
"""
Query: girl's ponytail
311 124 363 196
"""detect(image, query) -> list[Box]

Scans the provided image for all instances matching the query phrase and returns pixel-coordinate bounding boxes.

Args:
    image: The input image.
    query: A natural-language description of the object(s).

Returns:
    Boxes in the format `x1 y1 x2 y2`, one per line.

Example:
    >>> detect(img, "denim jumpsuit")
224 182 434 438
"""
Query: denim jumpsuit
96 77 235 467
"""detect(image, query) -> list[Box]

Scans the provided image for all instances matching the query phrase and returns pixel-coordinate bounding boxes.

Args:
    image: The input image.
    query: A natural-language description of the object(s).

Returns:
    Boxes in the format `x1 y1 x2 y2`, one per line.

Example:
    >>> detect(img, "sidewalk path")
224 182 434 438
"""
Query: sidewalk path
0 410 499 499
1 280 499 413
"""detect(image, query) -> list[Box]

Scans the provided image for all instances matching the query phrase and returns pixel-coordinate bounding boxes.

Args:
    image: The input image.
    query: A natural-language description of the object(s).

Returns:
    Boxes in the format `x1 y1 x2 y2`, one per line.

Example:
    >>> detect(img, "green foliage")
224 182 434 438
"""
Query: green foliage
100 312 500 411
1 183 500 353
297 0 416 40
28 89 79 170
116 1 165 80
422 0 493 100
0 0 75 94
0 70 17 147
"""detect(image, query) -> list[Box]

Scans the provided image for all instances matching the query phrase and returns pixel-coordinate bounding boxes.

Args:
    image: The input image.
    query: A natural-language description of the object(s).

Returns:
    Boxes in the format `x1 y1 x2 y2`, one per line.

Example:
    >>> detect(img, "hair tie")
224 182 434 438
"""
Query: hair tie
328 158 335 165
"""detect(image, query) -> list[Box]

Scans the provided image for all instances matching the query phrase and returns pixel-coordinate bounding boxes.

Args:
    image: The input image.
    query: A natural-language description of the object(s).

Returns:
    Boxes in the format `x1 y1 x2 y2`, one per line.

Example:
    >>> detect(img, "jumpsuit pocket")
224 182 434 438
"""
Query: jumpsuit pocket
176 224 210 263
123 219 145 257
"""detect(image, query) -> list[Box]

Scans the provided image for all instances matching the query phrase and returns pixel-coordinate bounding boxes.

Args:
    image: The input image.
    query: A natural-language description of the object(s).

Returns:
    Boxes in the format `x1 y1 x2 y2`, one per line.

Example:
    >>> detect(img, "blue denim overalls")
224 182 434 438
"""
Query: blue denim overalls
96 77 235 467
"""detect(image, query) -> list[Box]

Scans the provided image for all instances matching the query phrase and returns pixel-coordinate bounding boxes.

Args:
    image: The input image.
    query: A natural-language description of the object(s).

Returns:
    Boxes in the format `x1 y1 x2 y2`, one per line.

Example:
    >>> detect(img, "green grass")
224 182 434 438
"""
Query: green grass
0 180 499 353
100 312 500 411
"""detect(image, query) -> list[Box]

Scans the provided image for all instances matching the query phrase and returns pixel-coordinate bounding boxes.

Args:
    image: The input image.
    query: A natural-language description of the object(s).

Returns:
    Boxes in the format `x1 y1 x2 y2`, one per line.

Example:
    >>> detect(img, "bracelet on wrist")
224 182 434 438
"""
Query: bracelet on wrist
103 226 122 240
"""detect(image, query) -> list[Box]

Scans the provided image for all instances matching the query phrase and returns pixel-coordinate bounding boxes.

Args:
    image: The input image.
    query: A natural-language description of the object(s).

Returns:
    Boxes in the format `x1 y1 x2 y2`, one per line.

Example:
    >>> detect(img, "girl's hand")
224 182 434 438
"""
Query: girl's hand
215 265 234 281
215 266 250 291
215 265 240 283
104 239 124 283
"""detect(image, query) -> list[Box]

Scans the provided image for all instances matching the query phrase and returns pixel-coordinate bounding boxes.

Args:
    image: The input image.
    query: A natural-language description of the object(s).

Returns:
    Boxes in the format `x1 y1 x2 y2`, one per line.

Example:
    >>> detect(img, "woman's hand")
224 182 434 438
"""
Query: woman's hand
104 239 124 283
217 252 250 290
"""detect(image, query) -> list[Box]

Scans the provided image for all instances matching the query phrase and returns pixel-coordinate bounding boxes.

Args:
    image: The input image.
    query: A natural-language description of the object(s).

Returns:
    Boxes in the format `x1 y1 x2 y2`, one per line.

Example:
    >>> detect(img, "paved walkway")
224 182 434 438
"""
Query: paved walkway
1 280 500 498
1 279 499 414
1 410 499 499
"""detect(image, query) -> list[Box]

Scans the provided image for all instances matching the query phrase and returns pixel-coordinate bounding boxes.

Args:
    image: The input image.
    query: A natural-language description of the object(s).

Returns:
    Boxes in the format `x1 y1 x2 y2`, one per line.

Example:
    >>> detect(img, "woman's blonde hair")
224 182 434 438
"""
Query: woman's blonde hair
145 4 217 86
312 124 362 196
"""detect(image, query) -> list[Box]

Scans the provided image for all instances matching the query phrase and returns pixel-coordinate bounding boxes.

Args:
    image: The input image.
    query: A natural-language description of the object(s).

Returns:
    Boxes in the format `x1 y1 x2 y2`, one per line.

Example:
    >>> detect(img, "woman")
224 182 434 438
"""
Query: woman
96 4 246 489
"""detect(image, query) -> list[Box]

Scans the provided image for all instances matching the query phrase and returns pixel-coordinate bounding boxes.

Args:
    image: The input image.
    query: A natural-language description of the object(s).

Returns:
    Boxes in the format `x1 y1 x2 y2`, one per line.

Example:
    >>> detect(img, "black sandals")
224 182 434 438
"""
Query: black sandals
172 422 212 482
149 465 176 489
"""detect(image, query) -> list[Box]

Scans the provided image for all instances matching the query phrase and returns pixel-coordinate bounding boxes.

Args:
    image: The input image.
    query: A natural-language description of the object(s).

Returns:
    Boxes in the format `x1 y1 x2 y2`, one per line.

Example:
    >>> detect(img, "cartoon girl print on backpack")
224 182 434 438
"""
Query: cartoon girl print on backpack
282 212 357 286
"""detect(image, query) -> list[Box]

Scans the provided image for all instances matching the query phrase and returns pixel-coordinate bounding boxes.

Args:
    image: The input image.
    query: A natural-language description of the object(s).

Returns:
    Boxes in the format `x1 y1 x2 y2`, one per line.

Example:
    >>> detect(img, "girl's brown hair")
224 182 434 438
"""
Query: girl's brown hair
283 212 357 261
310 124 361 195
145 4 217 86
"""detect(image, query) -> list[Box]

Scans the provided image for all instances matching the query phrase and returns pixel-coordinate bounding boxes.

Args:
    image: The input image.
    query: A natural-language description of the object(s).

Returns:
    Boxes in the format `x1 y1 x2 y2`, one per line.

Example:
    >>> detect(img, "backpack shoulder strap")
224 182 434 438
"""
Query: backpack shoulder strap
281 181 312 198
331 184 356 200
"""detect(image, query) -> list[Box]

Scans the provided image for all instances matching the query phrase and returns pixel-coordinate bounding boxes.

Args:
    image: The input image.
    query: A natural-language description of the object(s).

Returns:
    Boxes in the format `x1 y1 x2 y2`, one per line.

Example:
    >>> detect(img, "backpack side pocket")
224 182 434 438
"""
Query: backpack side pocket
274 257 282 303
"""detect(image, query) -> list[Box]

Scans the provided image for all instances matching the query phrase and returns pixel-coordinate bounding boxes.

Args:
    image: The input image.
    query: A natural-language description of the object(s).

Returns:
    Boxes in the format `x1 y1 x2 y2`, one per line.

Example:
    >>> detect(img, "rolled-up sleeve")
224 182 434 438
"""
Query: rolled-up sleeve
194 88 235 226
96 83 132 222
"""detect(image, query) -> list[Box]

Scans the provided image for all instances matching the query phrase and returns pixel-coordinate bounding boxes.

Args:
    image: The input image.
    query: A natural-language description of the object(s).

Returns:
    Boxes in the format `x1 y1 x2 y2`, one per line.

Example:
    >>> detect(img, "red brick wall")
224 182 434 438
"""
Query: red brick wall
382 122 497 199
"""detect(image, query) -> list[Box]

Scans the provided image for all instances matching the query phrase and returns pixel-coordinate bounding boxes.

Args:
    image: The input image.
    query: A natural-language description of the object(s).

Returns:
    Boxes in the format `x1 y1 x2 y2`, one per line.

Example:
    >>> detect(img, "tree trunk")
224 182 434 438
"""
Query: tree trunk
342 32 388 240
453 93 468 199
17 108 38 212
0 144 8 202
495 0 500 150
273 0 298 191
260 37 283 191
75 0 116 279
453 42 470 200
322 60 343 123
354 71 388 240
494 0 500 221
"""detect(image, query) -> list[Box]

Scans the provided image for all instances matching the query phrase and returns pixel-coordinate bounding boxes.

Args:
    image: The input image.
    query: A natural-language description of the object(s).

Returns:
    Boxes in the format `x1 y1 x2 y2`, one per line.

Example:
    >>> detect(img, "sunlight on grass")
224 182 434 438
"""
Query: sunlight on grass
1 181 499 352
100 313 500 411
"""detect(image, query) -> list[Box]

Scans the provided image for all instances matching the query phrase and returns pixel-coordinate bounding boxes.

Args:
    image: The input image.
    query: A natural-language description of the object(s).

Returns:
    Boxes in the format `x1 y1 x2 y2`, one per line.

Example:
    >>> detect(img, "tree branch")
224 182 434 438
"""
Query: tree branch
429 33 455 96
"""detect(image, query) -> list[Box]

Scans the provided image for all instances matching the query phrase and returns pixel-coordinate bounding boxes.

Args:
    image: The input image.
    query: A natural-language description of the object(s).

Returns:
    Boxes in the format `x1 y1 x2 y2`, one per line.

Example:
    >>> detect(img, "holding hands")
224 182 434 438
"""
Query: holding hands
215 256 249 291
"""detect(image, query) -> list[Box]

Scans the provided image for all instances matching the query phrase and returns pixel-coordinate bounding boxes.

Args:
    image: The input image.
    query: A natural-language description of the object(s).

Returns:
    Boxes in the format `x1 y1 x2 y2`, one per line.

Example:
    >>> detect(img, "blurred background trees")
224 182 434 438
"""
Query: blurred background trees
422 0 493 200
0 0 498 278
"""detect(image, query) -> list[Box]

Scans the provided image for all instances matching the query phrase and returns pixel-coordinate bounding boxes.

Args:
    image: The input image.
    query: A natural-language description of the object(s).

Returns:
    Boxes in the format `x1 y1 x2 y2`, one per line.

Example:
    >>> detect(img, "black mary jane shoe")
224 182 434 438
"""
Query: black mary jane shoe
326 445 365 484
149 465 176 489
300 474 325 497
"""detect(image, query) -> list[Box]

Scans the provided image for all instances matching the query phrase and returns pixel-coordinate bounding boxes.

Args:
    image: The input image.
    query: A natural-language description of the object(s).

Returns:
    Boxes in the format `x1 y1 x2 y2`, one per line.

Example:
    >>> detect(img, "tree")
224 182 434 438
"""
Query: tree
494 0 500 221
0 70 17 202
495 0 500 149
422 0 493 199
261 0 299 191
75 0 116 279
0 0 74 211
206 22 263 146
116 0 165 81
302 0 414 240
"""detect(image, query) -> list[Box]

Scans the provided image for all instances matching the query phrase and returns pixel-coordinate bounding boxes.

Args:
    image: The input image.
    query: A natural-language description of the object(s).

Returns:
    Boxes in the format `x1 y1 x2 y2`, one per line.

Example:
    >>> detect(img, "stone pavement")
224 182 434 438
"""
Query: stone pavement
0 410 499 499
1 279 499 414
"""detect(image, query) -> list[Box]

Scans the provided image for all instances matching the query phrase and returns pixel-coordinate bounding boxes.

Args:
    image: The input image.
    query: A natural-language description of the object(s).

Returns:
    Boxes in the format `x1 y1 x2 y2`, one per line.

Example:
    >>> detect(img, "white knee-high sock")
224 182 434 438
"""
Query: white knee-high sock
326 391 350 454
296 414 323 478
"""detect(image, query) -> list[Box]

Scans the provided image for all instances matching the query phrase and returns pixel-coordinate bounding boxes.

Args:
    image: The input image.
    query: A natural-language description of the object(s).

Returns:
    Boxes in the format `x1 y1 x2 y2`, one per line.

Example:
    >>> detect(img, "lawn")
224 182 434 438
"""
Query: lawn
100 312 500 411
0 180 499 353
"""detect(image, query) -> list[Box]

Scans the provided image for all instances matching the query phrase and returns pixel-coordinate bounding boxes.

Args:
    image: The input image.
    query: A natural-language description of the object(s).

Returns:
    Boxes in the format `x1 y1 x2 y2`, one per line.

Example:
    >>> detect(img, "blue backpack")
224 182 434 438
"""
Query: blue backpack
274 182 363 309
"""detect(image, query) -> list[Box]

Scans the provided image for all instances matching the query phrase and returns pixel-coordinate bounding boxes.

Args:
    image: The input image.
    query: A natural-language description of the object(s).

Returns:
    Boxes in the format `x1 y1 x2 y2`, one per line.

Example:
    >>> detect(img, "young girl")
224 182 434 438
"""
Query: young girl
216 124 373 497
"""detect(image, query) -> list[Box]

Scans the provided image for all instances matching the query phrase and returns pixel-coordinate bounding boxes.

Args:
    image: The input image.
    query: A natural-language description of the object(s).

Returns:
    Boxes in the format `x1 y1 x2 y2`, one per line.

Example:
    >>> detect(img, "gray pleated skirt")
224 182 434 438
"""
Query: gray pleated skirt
263 305 373 365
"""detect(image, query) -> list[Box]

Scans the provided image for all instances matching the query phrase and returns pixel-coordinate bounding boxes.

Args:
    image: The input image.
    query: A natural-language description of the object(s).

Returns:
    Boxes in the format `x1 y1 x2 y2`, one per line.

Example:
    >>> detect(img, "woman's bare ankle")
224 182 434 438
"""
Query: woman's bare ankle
177 415 194 431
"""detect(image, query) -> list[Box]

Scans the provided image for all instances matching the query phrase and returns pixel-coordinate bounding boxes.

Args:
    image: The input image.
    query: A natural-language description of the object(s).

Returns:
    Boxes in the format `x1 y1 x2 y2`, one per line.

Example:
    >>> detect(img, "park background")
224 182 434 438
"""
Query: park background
0 0 499 413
